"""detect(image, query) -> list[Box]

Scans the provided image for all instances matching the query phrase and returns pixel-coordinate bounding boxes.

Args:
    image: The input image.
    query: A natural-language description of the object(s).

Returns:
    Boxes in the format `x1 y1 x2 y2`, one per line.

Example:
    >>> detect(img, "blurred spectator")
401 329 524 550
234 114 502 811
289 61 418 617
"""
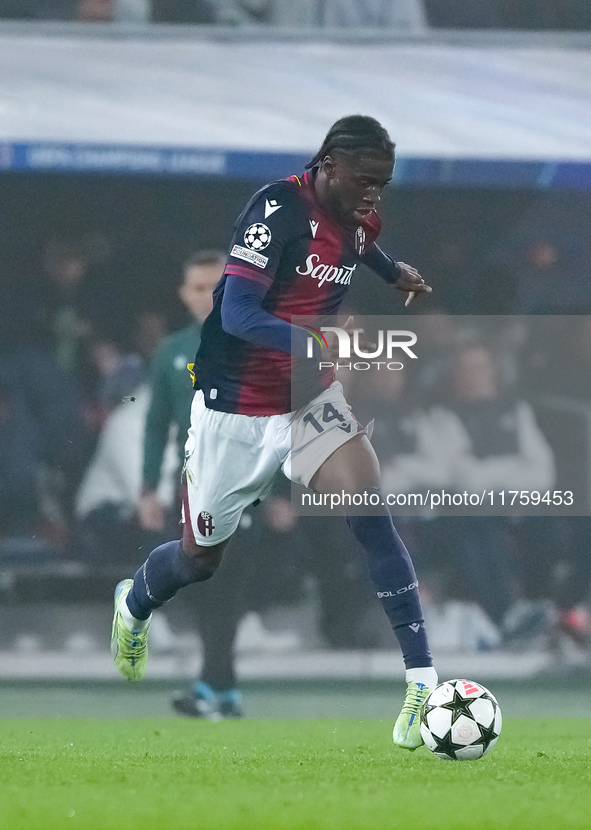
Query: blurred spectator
75 383 177 562
512 317 591 653
0 341 88 534
430 343 555 626
9 235 127 373
7 234 141 434
137 249 293 717
139 250 223 533
434 343 555 495
88 338 145 411
1 234 150 537
83 310 165 428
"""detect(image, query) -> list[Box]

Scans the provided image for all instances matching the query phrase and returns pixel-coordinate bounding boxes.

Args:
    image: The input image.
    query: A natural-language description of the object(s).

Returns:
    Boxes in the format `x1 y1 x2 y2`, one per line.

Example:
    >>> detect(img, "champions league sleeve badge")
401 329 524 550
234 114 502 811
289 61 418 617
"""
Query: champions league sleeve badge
244 223 272 252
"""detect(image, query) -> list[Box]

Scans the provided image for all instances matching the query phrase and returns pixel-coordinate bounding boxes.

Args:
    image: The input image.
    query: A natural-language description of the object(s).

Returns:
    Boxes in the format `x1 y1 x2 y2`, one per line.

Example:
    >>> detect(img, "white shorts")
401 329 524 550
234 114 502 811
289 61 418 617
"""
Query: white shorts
182 381 363 546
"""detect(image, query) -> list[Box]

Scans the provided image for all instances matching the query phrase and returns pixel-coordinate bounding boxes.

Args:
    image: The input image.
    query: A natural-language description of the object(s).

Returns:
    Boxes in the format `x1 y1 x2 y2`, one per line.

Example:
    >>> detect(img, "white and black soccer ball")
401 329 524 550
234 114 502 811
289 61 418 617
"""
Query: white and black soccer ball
244 223 272 251
420 679 502 761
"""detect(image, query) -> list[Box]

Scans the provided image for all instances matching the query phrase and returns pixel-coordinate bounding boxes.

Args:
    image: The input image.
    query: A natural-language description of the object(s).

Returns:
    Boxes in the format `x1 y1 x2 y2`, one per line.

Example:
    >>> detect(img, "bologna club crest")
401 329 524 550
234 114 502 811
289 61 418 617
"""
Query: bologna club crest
197 511 215 537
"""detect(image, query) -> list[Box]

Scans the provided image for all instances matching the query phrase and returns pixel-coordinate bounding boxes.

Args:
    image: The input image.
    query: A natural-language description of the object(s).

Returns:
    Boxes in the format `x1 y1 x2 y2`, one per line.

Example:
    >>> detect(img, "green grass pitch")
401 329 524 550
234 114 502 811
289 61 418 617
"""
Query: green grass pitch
2 718 591 830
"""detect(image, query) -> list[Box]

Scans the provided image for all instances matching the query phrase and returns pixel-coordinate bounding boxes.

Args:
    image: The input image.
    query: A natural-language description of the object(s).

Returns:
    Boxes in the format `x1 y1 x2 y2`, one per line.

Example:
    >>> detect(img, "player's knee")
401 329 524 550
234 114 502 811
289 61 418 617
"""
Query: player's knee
181 531 224 575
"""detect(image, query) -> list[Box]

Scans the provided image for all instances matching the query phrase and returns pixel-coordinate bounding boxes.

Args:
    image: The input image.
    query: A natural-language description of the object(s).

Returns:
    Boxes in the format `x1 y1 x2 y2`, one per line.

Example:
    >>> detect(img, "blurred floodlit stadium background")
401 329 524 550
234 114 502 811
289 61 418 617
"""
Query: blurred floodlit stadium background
0 0 591 716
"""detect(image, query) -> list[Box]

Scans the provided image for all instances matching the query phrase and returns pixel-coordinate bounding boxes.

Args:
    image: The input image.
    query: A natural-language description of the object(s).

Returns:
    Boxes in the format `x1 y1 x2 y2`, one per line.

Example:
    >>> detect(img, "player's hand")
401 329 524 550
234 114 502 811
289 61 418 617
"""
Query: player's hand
138 490 165 532
394 262 432 307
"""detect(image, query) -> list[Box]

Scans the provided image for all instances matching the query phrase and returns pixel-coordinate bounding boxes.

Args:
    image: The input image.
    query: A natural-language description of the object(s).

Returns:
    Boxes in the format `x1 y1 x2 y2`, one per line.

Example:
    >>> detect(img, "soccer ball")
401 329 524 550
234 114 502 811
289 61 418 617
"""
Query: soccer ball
420 679 502 761
244 223 272 251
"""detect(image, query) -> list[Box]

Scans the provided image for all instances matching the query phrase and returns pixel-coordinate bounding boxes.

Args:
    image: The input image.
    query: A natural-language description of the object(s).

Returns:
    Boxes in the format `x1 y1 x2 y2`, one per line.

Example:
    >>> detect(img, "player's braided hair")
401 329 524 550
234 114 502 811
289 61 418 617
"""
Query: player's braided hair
306 115 395 169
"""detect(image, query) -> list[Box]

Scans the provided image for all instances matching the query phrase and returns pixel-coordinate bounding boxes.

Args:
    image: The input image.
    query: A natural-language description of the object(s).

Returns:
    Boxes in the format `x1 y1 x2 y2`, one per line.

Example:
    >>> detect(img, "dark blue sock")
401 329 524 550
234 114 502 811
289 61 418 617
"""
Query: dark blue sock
126 540 214 620
347 508 432 669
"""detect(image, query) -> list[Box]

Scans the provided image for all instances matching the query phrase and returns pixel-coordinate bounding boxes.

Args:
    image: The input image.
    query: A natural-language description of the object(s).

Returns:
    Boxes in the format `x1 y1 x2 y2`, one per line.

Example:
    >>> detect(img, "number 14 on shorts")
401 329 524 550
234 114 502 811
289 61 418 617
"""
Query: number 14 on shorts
303 403 352 434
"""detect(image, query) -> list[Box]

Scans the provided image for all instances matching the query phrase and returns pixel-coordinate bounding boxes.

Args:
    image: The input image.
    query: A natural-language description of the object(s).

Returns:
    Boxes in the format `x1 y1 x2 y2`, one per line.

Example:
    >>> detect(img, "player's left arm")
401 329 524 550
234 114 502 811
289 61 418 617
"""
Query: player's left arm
362 243 432 306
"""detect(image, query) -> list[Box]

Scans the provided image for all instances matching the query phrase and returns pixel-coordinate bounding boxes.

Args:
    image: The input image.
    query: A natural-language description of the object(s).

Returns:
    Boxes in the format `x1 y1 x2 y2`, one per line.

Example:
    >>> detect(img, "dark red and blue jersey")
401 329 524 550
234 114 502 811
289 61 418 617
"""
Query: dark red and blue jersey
193 170 401 416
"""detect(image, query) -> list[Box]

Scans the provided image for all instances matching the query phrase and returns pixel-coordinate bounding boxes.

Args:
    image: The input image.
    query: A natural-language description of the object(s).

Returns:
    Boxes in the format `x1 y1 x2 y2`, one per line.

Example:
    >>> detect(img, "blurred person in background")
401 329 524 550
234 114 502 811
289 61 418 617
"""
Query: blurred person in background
16 236 94 374
0 237 102 544
75 383 176 566
15 234 141 441
83 305 168 426
510 317 591 655
139 250 296 718
11 235 131 384
137 249 244 717
430 343 555 631
139 251 224 536
0 346 83 549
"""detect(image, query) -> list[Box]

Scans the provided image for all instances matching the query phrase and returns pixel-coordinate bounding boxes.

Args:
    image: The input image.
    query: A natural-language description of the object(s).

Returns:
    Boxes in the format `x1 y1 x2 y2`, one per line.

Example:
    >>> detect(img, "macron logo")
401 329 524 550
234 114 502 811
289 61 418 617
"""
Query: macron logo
409 623 421 633
309 220 319 238
264 199 282 219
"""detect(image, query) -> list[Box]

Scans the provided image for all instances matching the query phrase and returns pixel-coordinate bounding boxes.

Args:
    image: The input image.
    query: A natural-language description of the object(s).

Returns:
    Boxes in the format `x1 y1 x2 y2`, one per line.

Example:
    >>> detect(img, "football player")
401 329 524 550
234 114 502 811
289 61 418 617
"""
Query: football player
112 115 436 750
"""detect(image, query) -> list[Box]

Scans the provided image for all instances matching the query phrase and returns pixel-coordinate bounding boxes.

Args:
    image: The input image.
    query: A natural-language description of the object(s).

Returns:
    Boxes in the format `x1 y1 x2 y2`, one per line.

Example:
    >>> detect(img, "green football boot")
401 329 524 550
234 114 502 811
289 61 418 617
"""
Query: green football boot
392 681 432 750
111 579 150 682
